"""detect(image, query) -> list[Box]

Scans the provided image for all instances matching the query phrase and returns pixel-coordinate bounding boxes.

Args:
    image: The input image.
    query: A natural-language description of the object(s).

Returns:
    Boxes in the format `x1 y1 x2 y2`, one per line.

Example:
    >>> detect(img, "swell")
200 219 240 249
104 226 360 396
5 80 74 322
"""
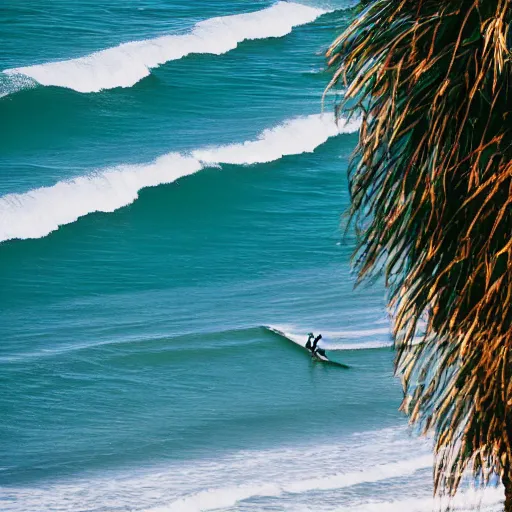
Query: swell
0 318 388 364
0 113 361 243
2 2 325 94
0 326 268 364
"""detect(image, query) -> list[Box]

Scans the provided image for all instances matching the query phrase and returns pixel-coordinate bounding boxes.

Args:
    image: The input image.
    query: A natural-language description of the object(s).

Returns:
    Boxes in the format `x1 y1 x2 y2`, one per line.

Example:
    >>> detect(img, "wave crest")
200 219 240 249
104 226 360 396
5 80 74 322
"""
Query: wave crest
0 114 360 243
3 2 325 94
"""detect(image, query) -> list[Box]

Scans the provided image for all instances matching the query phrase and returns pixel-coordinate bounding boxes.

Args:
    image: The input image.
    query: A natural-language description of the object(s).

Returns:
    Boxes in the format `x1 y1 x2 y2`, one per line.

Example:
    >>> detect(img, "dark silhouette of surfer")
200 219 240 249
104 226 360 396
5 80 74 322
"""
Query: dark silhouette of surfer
306 333 325 358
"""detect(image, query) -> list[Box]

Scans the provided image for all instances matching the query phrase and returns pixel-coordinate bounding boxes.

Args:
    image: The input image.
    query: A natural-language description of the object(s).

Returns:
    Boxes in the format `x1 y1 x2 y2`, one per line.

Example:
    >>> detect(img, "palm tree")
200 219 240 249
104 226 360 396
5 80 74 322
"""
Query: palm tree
325 0 512 509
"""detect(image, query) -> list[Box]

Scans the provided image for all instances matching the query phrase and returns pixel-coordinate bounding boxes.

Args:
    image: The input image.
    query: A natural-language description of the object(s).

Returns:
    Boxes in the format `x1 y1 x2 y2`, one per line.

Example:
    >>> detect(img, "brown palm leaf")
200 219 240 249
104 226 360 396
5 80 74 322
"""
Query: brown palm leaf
326 0 512 509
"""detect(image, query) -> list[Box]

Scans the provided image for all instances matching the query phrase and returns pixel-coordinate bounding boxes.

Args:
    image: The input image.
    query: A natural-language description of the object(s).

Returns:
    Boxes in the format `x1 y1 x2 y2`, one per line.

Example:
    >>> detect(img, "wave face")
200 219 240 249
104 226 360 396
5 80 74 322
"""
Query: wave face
0 114 360 243
3 2 325 93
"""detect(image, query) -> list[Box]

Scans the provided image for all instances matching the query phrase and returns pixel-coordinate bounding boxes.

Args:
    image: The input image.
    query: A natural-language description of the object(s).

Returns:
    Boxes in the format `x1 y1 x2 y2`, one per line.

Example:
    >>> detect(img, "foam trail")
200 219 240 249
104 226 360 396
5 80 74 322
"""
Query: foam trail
270 324 393 351
147 455 432 512
321 327 393 350
322 328 391 338
0 114 360 243
3 2 325 93
327 340 393 350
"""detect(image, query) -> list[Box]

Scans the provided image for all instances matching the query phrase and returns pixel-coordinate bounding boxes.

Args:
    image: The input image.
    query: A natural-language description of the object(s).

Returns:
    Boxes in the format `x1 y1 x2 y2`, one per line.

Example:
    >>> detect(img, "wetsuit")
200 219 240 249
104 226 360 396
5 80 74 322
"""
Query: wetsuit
311 335 326 358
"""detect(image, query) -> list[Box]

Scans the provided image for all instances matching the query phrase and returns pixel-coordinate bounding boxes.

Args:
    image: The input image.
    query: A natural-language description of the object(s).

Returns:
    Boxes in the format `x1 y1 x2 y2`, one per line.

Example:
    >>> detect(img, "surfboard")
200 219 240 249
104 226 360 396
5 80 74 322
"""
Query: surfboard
264 326 350 369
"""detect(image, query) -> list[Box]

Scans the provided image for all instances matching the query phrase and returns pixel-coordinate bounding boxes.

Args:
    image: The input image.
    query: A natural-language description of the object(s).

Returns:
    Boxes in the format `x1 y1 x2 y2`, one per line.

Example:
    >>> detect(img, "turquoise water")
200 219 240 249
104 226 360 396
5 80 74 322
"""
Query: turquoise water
0 2 503 511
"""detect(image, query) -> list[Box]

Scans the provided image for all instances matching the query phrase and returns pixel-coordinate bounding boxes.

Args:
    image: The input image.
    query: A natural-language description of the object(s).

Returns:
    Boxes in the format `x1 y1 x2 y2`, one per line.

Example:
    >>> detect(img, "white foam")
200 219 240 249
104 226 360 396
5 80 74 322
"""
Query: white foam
327 340 393 350
323 486 505 512
3 2 325 93
150 455 432 512
0 74 37 98
192 114 359 165
1 427 433 512
270 323 393 351
322 328 391 338
0 153 202 242
0 114 360 243
321 327 393 350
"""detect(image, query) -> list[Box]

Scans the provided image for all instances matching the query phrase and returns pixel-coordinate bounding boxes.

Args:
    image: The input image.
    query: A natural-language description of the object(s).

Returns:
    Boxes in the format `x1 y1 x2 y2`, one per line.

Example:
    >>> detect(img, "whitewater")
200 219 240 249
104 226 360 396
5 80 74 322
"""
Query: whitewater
0 114 360 243
0 427 433 512
3 2 325 93
2 424 503 512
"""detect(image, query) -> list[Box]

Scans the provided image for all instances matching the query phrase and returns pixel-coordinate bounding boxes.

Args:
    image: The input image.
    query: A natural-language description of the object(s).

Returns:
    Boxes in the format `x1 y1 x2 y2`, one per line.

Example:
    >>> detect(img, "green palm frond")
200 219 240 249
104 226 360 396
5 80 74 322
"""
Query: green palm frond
326 0 512 503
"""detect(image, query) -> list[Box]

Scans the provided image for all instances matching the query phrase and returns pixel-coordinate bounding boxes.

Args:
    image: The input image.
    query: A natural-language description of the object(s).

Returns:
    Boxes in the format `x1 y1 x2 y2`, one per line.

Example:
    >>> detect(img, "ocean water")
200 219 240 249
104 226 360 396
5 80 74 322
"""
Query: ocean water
0 1 504 511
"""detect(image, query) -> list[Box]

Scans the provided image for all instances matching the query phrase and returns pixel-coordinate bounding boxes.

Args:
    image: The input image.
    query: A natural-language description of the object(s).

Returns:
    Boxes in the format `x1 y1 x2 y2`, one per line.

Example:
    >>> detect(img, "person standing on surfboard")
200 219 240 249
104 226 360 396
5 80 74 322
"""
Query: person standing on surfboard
312 334 322 352
306 333 323 357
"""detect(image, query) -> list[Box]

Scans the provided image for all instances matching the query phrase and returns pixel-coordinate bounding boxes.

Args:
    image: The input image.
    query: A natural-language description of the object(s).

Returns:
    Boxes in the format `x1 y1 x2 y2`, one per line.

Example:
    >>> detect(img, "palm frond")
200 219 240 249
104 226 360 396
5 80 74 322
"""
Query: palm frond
327 0 512 501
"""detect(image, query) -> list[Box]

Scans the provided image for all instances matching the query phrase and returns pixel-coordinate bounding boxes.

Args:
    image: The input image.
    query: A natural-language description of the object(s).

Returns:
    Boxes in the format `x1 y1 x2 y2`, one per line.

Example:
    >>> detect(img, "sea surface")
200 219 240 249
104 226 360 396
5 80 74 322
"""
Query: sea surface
0 1 504 511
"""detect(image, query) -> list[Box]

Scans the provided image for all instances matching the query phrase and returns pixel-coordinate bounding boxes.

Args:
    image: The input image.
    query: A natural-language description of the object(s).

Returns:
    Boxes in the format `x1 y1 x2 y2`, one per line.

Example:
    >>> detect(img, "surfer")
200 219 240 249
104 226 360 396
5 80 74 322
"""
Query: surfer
306 333 323 357
311 334 323 357
305 333 315 351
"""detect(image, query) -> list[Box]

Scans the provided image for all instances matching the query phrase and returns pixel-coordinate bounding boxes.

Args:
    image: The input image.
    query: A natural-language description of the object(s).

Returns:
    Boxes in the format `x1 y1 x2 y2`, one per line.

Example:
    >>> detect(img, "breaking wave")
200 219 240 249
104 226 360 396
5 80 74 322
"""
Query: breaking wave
0 113 360 243
150 456 431 512
3 2 325 93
